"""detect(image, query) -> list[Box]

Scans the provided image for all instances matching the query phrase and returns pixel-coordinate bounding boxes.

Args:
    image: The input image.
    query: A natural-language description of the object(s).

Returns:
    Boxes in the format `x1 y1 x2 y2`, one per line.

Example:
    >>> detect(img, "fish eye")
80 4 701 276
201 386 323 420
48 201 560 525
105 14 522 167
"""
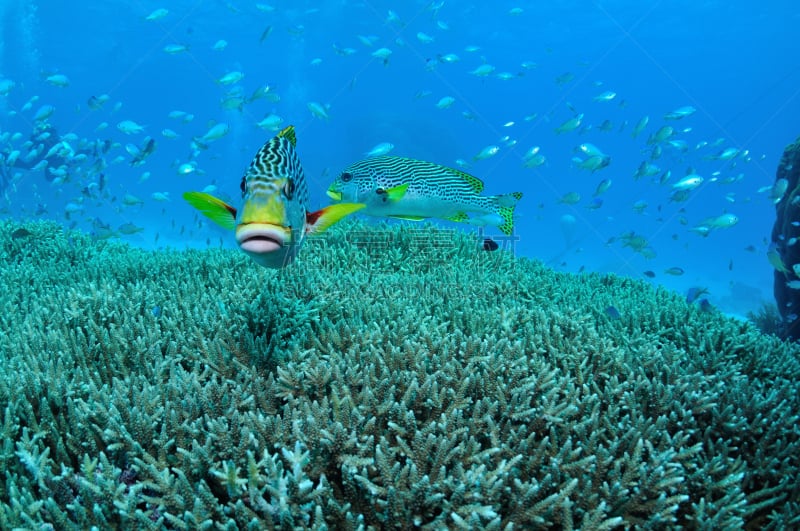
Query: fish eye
284 178 295 199
240 177 246 195
341 172 353 182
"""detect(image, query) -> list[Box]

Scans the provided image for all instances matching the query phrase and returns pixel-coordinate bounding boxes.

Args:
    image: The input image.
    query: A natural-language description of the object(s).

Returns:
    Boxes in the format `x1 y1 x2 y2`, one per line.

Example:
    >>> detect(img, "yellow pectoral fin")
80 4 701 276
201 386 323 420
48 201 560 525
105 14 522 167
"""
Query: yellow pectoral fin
385 183 410 202
306 202 365 234
183 191 237 230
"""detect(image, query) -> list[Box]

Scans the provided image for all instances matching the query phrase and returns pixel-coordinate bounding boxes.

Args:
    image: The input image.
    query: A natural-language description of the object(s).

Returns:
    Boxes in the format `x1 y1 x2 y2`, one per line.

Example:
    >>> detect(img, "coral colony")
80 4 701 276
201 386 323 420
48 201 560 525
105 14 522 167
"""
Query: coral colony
1 218 798 528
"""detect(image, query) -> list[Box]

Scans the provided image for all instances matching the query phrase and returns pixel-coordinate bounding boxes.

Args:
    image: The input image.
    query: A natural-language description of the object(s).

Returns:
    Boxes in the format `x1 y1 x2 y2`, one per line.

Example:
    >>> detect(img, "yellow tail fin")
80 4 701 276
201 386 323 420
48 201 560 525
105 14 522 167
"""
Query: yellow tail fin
497 191 523 235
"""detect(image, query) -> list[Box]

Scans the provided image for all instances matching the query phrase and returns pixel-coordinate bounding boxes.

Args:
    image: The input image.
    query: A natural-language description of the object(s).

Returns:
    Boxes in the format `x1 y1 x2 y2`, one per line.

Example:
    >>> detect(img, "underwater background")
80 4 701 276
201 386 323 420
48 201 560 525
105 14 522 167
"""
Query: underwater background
2 1 800 529
1 1 799 317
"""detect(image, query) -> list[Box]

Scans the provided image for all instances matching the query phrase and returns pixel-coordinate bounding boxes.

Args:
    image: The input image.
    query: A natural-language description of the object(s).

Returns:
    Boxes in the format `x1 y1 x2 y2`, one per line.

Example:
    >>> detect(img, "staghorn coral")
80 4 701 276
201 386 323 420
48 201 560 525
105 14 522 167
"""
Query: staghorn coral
0 218 799 529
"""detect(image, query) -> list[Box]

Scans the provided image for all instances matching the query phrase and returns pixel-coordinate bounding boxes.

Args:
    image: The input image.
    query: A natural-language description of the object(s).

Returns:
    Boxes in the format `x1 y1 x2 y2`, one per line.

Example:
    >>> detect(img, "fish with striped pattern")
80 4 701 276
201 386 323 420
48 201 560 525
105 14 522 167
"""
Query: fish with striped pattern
183 126 364 268
326 156 522 234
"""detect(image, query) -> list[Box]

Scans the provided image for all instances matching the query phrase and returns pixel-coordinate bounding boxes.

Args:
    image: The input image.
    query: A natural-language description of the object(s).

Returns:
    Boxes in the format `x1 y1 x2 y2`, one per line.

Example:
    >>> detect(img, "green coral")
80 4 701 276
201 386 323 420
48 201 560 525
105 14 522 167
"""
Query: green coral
1 219 799 529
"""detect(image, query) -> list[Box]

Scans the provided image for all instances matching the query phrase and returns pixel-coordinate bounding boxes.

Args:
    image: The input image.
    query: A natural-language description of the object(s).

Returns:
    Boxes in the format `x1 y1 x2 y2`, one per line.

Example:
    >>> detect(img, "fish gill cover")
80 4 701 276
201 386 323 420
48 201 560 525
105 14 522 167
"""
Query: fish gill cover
1 218 800 528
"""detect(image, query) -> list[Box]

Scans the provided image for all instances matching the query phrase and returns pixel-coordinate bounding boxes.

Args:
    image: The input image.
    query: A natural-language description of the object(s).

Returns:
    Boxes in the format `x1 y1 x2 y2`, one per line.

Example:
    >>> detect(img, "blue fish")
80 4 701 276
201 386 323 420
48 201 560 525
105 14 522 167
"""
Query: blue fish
686 286 710 304
482 238 499 251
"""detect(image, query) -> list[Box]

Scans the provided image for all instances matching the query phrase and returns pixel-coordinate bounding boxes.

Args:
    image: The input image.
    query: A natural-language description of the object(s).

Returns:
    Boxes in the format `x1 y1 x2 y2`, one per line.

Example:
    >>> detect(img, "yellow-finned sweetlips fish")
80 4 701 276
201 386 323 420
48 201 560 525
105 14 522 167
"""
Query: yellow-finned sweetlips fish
326 156 522 235
183 125 365 268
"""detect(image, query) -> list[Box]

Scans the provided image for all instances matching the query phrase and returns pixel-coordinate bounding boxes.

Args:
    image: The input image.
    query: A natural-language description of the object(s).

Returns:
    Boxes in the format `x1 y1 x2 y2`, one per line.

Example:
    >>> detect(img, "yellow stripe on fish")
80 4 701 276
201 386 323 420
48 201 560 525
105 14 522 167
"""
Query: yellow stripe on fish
183 125 364 268
326 156 522 235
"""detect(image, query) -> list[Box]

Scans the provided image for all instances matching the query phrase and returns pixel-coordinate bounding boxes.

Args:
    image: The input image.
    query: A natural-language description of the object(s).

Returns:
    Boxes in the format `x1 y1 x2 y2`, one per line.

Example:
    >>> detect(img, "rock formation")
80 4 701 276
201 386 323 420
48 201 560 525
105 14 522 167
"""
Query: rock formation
771 135 800 340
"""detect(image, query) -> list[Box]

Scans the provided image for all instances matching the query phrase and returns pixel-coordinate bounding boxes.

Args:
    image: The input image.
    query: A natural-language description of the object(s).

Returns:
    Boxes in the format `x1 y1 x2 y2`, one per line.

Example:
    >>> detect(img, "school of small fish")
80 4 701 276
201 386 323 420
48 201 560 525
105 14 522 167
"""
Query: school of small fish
0 3 782 282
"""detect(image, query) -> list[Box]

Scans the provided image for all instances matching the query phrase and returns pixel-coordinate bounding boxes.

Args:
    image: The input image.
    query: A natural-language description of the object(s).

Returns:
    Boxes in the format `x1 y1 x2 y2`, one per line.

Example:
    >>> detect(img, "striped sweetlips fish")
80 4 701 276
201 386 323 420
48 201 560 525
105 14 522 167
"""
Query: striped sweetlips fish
326 156 522 235
183 125 364 268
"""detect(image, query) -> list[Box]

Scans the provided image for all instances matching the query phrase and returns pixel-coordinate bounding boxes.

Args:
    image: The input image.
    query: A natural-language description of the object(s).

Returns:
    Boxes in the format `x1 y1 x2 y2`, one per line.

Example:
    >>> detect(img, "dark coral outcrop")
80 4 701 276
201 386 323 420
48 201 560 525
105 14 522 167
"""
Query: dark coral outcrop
771 135 800 340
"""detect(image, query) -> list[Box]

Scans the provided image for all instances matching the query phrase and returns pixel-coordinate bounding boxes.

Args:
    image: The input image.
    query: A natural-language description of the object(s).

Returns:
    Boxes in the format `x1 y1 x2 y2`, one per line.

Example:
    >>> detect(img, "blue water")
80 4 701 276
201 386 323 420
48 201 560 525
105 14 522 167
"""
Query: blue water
1 1 798 317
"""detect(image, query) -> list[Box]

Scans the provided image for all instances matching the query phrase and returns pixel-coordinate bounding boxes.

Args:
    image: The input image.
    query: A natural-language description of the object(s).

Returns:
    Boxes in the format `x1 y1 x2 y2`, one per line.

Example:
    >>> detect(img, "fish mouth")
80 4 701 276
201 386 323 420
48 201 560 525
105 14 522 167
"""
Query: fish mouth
326 189 342 201
235 223 290 254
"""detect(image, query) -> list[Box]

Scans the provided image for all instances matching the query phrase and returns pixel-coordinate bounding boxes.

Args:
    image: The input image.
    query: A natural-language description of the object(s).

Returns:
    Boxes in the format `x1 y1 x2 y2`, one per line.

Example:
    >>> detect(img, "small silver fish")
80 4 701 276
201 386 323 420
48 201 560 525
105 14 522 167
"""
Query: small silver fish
555 114 583 134
473 145 499 161
664 106 696 120
572 155 611 172
672 174 703 191
118 222 144 235
364 142 395 157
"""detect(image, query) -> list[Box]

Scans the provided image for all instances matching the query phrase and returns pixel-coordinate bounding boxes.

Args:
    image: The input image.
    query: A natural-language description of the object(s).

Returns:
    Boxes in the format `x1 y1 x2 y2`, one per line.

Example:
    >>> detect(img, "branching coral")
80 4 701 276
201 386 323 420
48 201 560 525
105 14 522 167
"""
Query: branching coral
0 219 798 529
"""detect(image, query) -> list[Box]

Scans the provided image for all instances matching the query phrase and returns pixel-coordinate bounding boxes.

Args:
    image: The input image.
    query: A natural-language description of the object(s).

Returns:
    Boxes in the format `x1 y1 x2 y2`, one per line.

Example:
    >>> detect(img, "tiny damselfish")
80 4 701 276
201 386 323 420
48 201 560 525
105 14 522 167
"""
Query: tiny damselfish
183 126 364 268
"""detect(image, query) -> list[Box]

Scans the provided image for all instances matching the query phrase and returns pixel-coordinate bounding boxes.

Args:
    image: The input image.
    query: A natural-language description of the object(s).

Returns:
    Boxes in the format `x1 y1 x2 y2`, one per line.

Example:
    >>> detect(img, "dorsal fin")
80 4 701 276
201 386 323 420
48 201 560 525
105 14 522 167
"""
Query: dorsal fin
277 125 297 147
448 168 484 193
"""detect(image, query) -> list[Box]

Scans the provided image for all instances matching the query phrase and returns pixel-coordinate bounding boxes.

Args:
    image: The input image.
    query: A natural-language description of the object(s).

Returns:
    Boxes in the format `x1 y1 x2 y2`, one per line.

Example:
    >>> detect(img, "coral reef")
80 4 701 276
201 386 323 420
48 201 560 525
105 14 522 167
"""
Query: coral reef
771 134 800 340
1 218 799 529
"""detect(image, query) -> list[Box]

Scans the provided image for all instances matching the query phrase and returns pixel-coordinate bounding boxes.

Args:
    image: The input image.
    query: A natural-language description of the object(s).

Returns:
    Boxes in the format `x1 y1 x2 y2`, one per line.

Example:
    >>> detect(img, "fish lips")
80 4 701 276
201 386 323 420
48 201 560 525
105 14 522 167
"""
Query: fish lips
236 223 290 254
326 189 342 201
